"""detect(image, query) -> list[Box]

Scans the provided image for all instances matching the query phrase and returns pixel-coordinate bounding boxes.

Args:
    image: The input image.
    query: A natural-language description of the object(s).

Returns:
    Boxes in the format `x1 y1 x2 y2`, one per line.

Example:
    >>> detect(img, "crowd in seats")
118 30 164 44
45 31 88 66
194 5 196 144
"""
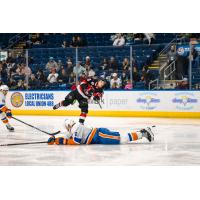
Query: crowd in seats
24 33 178 49
0 52 157 91
0 33 183 91
111 33 156 46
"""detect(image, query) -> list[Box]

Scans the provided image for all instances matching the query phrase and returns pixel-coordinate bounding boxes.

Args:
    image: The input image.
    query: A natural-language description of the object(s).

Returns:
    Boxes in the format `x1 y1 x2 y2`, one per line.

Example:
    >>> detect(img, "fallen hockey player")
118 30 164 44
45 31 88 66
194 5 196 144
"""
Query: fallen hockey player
0 85 14 131
47 119 154 145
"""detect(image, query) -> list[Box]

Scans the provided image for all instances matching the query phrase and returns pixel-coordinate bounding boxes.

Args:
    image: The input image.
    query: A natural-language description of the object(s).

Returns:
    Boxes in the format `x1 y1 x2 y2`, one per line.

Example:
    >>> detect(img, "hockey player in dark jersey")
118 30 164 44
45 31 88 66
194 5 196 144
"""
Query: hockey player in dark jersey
53 77 106 124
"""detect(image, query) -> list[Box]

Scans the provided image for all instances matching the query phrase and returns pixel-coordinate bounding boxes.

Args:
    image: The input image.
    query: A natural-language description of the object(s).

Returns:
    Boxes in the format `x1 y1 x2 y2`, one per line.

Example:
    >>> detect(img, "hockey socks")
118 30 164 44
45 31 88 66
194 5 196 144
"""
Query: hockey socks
79 112 87 124
1 117 14 132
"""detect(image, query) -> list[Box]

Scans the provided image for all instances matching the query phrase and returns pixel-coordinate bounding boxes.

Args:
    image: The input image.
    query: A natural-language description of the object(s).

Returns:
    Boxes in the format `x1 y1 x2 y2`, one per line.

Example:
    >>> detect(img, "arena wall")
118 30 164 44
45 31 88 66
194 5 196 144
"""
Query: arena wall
6 90 200 118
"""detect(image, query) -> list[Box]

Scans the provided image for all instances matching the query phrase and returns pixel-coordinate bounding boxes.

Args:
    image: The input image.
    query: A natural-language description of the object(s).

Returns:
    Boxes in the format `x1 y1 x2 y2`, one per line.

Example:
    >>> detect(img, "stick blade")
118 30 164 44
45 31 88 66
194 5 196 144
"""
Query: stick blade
49 131 61 136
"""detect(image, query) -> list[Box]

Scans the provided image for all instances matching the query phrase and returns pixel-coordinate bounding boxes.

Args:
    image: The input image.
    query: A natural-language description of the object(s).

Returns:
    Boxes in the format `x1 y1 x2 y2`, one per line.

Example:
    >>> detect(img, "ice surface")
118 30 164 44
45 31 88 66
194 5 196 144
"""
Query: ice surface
0 116 200 165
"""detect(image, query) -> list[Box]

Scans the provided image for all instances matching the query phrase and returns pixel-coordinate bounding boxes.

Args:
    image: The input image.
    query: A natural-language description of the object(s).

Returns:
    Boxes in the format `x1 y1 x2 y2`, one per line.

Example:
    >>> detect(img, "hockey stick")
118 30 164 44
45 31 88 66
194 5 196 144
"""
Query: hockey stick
96 100 102 109
11 116 60 136
0 141 47 147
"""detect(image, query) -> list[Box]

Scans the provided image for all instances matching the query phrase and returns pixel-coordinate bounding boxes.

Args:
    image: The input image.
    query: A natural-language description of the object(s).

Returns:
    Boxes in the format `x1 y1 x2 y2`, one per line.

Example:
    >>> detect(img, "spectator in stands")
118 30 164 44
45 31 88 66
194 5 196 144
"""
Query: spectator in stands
176 78 189 90
141 66 153 88
100 58 109 72
176 55 188 80
121 71 129 88
47 68 59 83
132 66 140 82
32 33 42 44
6 59 16 77
68 73 76 85
85 64 96 78
113 33 125 46
84 56 92 69
0 62 8 84
124 79 133 90
143 33 155 45
108 57 118 72
0 65 3 82
167 45 177 64
21 63 32 83
16 53 26 64
73 61 86 77
46 57 58 72
36 69 46 83
6 52 15 63
58 68 68 83
77 36 84 47
190 45 199 68
16 64 23 76
1 60 7 71
134 33 144 41
16 79 27 90
125 34 134 44
66 59 73 75
28 74 40 90
110 34 118 41
110 73 122 89
122 58 130 72
61 40 68 48
8 78 17 90
70 36 78 47
15 63 31 84
88 69 96 78
57 60 63 72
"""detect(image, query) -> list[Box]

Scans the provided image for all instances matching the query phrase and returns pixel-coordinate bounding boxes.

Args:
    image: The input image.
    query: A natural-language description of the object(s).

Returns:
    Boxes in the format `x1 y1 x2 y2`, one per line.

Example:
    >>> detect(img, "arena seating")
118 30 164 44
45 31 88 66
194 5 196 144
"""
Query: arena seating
29 45 160 67
1 33 183 90
30 33 178 48
0 33 16 49
25 34 179 90
28 45 162 79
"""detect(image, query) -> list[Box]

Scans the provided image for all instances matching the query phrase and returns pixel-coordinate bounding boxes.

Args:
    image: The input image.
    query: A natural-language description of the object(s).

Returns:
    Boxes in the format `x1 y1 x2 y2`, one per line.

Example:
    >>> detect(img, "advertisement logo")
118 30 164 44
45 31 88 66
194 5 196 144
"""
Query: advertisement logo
11 92 24 108
137 93 160 110
172 92 198 110
109 98 128 106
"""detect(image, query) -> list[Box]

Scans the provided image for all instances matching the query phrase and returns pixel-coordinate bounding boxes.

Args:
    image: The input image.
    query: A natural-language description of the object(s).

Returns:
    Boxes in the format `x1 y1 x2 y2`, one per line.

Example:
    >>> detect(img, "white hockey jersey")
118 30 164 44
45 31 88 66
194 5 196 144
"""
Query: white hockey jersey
0 91 6 108
60 123 95 144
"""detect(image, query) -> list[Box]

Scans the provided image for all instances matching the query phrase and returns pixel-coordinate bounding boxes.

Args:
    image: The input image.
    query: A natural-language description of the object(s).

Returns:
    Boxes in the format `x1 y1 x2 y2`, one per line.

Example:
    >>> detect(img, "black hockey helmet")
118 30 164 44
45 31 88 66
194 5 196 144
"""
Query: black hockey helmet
97 76 107 89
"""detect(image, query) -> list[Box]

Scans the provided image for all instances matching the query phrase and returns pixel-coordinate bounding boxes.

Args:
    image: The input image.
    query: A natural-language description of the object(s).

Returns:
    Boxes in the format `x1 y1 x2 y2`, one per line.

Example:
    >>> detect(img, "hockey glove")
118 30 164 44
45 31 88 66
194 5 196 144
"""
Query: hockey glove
93 96 100 101
93 92 102 101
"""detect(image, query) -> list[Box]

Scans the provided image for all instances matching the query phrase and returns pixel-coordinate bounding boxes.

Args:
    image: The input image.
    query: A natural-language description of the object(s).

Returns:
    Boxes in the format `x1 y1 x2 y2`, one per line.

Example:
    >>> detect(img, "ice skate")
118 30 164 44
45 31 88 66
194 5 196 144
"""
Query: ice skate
53 102 62 110
6 124 14 132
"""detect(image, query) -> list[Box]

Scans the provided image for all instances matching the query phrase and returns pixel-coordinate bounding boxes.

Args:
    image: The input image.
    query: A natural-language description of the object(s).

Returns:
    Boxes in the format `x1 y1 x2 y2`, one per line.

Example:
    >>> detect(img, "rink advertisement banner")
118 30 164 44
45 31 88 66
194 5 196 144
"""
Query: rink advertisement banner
6 90 200 117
